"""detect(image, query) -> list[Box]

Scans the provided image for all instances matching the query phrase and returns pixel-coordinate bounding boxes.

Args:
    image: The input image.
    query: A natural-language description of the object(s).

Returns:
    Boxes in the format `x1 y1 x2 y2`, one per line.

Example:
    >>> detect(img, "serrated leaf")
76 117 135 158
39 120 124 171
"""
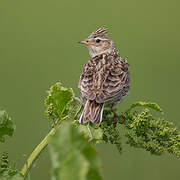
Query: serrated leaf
45 83 74 123
78 124 103 144
49 121 102 180
128 102 163 113
68 97 82 120
0 108 15 143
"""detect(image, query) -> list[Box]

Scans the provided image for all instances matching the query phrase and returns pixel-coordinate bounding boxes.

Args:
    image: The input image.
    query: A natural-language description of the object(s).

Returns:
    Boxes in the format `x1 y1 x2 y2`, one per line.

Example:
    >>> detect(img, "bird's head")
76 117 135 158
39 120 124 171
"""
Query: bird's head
79 28 116 58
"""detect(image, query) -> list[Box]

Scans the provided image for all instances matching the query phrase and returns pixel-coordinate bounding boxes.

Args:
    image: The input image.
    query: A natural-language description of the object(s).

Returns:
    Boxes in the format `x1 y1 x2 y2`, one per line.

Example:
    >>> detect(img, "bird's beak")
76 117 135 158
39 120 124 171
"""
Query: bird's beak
78 40 87 44
78 40 92 46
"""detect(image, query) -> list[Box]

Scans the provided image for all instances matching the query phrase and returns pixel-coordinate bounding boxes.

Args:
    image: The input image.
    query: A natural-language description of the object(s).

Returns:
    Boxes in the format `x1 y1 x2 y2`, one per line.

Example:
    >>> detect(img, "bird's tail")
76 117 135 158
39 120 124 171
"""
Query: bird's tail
79 100 104 124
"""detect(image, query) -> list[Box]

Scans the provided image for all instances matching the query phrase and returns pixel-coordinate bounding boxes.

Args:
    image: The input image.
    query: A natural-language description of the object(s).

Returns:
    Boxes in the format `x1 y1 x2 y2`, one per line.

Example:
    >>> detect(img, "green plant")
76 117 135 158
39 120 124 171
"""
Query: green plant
0 82 180 180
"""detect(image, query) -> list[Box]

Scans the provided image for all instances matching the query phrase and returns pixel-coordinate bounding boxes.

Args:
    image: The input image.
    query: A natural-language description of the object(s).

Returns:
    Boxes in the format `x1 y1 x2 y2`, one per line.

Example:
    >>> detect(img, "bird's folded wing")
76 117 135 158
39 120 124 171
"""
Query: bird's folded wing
79 56 130 103
96 58 130 103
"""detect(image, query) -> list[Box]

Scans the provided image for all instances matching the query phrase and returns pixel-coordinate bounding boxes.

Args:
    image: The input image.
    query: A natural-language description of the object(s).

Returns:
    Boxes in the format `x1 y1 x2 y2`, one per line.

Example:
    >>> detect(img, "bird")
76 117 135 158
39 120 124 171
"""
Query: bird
78 28 130 124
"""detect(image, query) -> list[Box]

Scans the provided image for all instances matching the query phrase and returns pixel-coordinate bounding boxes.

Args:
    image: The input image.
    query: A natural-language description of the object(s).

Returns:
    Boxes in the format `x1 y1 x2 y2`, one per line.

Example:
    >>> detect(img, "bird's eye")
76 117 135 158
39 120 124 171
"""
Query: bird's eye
96 39 101 43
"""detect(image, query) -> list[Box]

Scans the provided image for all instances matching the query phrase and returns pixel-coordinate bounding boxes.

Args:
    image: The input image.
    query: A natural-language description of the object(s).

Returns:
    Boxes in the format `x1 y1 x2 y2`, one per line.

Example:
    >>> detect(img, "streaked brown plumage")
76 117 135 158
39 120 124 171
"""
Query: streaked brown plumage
78 28 130 124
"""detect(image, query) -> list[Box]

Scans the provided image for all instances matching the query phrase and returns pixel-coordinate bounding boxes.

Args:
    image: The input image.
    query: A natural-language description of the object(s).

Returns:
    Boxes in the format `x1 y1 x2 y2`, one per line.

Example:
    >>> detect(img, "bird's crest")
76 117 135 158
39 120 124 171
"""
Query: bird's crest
89 27 108 38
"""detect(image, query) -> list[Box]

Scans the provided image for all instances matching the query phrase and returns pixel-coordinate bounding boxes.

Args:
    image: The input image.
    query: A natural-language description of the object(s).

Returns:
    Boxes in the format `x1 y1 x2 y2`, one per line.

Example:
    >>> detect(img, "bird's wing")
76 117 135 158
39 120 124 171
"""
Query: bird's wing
95 55 130 103
78 56 100 101
79 54 130 103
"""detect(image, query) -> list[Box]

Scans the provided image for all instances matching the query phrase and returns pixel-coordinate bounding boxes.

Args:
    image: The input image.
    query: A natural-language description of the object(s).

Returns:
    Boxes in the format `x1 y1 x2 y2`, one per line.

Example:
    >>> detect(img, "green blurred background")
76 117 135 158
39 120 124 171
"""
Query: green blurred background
0 0 180 179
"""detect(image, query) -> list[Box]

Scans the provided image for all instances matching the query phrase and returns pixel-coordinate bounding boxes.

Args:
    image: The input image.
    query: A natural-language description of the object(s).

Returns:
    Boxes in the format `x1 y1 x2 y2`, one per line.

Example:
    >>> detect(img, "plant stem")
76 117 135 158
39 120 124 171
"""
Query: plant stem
20 128 56 179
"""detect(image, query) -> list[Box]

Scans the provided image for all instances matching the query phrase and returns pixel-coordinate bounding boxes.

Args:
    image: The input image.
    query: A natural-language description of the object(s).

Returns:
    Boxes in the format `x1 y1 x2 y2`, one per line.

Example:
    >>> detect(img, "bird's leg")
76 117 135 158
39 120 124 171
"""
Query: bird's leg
109 104 118 127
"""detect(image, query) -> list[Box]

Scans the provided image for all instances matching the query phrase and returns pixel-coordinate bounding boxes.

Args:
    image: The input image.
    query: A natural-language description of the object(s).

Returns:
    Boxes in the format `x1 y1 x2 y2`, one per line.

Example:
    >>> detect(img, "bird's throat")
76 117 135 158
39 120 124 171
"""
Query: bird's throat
88 46 114 58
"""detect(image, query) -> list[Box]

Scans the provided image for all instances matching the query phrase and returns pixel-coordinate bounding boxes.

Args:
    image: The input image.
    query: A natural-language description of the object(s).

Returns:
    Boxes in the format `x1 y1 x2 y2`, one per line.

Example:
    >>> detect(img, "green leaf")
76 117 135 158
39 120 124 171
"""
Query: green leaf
128 102 163 113
77 124 103 144
49 121 102 180
68 97 82 120
0 108 15 143
45 83 75 123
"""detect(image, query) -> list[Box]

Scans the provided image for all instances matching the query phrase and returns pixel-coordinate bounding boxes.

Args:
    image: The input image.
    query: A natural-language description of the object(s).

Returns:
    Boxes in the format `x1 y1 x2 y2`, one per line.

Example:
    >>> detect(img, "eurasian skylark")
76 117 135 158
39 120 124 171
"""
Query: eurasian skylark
78 28 130 124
